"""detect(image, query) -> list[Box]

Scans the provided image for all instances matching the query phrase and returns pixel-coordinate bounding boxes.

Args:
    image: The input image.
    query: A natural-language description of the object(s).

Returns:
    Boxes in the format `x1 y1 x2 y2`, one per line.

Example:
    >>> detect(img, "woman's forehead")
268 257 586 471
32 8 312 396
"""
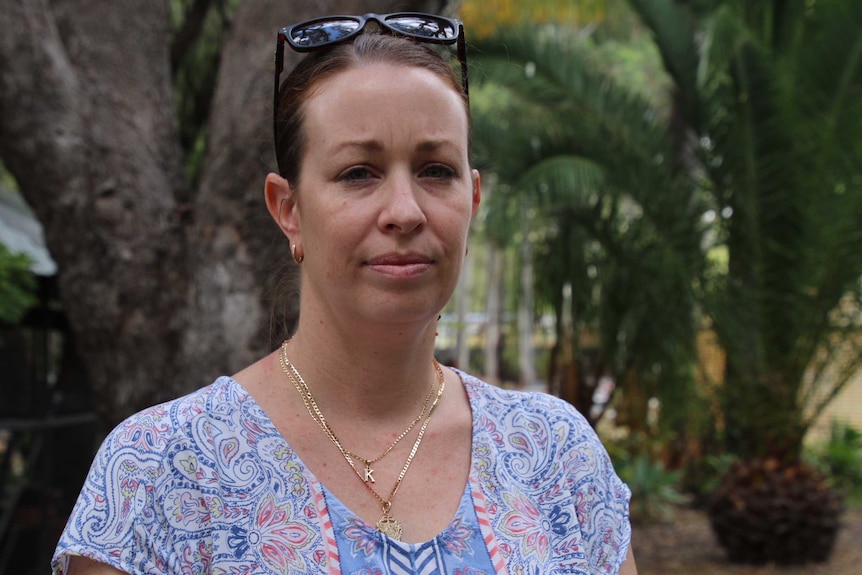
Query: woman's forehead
301 63 470 149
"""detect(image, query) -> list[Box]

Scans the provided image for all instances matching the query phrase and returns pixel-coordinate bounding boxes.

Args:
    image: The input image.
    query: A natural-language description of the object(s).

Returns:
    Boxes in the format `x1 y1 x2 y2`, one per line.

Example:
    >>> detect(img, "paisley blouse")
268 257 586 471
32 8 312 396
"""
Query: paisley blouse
53 370 631 574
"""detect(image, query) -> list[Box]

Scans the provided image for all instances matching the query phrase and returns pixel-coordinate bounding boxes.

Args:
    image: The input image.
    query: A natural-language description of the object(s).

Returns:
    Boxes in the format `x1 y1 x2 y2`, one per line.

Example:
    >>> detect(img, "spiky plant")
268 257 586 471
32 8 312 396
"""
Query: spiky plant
708 458 843 564
469 21 704 430
628 0 862 564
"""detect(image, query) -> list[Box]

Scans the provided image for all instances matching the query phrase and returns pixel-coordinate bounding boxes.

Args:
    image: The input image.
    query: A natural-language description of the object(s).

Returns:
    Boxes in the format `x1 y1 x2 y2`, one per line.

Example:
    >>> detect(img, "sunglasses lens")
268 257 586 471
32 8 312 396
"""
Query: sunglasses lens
384 15 457 41
289 18 361 48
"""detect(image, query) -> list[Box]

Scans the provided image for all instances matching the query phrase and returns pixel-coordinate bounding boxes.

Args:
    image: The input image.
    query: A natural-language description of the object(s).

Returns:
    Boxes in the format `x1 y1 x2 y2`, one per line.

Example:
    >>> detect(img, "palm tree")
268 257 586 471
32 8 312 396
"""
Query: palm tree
627 0 862 564
469 25 706 433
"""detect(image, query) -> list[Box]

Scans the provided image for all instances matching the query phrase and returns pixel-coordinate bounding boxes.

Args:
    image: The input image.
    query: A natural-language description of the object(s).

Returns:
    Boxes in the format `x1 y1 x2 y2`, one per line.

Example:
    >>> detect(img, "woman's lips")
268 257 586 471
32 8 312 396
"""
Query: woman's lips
365 253 433 278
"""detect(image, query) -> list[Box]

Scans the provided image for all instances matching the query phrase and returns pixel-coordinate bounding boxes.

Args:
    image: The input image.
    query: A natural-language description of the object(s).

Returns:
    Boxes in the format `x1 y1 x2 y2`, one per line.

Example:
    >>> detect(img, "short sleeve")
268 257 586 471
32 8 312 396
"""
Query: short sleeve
52 405 178 574
52 378 331 575
462 371 632 574
561 412 632 573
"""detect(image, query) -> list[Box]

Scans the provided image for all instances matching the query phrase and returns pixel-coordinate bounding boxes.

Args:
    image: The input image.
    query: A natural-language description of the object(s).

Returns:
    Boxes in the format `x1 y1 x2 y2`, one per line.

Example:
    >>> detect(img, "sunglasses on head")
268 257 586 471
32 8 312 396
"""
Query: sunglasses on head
273 12 469 165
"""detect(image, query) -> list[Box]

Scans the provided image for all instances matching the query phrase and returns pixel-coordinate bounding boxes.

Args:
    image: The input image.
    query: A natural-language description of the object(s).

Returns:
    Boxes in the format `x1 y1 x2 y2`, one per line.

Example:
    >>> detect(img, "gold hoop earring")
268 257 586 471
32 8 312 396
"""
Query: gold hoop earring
291 244 304 265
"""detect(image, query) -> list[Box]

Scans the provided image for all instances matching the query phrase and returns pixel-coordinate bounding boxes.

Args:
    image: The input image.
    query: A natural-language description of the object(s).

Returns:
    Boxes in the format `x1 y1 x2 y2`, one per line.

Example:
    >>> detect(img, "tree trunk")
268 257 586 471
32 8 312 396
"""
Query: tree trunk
556 282 582 410
483 243 503 385
0 0 192 420
0 0 451 425
455 246 473 371
517 208 536 387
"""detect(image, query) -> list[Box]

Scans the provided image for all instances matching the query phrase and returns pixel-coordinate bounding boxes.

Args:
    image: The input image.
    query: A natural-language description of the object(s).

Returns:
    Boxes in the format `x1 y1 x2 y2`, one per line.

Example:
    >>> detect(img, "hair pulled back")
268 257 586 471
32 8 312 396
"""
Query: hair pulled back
274 32 469 186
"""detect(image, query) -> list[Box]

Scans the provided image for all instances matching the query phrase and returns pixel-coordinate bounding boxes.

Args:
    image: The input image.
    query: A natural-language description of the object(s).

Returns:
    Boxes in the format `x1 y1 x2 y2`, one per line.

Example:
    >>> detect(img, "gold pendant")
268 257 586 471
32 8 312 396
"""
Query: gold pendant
363 460 375 483
377 513 403 540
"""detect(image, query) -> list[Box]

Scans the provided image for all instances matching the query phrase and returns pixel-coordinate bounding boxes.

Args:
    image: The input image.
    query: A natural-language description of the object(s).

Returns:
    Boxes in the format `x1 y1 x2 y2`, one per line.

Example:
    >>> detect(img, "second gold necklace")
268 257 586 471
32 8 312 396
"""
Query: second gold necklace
346 376 435 484
279 340 445 540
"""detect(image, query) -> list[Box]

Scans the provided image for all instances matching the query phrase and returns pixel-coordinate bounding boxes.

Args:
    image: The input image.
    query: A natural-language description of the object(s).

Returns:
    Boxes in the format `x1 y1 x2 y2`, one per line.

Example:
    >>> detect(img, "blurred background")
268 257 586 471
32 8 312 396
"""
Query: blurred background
1 0 860 573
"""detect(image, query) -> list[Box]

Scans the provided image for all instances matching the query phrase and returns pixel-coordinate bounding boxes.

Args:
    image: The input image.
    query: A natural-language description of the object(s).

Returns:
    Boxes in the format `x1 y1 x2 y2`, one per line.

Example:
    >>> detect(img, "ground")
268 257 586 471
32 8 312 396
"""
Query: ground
632 504 862 574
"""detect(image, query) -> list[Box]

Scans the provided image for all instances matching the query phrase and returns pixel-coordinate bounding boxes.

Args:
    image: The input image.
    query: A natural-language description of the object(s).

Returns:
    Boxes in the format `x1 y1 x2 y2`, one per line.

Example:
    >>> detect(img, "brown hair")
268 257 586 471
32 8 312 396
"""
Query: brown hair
274 32 470 186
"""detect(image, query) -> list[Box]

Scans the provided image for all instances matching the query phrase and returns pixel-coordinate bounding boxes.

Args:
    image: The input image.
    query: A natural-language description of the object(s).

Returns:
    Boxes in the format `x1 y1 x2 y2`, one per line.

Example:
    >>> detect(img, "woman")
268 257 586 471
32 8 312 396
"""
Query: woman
54 12 636 575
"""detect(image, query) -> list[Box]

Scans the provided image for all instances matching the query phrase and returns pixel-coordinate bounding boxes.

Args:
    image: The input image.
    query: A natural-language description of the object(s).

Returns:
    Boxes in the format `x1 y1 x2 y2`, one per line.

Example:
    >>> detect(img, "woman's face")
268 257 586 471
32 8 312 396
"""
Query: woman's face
272 62 480 328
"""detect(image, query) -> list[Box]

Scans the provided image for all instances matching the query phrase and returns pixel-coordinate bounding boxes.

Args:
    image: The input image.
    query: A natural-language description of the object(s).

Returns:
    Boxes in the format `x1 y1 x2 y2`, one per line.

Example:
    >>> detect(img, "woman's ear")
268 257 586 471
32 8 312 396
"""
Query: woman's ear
264 172 300 240
470 169 482 220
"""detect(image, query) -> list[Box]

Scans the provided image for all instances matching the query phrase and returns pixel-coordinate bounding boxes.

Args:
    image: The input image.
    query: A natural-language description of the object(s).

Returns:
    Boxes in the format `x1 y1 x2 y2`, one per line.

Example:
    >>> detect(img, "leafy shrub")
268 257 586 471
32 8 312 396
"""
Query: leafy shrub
808 421 862 494
684 452 738 506
0 244 36 324
616 455 687 524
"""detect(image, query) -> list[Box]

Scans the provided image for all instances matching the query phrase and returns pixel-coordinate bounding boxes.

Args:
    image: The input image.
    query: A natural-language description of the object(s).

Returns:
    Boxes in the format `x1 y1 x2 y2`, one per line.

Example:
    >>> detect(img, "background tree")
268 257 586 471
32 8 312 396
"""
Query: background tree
627 0 862 564
0 0 454 426
468 2 862 558
469 23 705 438
457 0 617 389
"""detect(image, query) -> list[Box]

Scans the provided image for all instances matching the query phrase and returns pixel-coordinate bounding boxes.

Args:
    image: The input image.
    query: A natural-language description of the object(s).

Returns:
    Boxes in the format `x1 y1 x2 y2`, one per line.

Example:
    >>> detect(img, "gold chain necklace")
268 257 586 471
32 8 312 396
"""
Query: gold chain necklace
279 340 445 541
345 375 435 484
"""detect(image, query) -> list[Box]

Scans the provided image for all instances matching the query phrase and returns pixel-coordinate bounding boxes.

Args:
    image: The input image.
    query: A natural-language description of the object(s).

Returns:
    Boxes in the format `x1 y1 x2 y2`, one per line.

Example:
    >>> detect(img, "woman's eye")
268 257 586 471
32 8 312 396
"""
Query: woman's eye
421 164 457 179
338 166 374 182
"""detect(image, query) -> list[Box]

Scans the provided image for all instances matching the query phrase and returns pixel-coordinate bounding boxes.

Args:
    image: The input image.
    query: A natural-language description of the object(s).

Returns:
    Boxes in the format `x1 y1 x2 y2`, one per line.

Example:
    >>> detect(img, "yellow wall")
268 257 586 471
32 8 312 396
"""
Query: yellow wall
807 365 862 444
696 328 862 444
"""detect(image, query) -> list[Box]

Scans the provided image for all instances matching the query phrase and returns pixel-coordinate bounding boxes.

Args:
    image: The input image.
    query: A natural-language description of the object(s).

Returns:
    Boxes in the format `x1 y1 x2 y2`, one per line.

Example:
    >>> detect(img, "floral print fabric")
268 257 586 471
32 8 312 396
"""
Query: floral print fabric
53 370 631 574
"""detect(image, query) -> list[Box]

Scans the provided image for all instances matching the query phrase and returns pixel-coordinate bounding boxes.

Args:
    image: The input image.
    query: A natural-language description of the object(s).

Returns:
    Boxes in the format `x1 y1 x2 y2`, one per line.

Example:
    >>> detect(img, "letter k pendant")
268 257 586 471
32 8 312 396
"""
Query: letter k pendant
363 460 375 483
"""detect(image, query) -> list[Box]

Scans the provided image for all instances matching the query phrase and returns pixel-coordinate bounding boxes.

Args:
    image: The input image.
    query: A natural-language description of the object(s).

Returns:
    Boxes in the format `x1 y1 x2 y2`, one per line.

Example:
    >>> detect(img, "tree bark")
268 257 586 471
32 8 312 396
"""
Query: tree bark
0 0 191 420
455 247 473 370
0 0 452 425
517 207 536 387
483 243 503 385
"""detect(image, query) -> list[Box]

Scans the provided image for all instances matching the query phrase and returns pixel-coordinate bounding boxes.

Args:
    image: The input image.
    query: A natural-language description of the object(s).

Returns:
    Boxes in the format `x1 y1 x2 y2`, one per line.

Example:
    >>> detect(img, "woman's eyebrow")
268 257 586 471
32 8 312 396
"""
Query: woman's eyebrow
415 139 464 154
330 140 385 154
328 138 464 156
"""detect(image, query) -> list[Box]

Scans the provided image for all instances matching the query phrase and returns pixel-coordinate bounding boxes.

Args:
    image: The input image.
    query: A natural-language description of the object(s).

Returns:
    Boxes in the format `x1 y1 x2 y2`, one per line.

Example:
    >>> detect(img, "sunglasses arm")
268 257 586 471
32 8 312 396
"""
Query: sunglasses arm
273 36 285 171
457 25 469 99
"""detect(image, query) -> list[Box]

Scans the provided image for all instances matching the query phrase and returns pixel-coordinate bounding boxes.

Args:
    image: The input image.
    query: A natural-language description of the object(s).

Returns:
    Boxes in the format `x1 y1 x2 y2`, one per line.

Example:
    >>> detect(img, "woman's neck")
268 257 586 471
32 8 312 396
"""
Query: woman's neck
283 315 441 423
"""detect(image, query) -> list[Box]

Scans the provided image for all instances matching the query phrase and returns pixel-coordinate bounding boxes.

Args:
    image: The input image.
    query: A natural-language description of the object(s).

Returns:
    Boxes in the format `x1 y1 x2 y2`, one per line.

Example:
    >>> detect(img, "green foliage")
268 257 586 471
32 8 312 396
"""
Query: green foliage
684 452 737 504
0 160 17 192
470 21 706 429
808 421 862 493
624 1 862 561
617 455 686 524
606 431 687 524
627 0 862 461
0 243 37 324
169 0 239 185
469 0 862 559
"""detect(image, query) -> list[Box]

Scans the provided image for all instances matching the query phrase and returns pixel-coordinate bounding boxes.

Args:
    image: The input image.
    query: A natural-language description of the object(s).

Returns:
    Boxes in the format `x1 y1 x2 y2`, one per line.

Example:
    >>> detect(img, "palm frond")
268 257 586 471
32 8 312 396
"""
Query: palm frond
626 0 700 120
515 155 605 210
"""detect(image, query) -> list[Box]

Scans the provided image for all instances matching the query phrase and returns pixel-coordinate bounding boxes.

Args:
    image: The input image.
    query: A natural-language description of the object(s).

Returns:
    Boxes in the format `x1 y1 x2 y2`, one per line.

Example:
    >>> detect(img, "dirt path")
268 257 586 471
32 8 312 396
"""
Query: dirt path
632 505 862 574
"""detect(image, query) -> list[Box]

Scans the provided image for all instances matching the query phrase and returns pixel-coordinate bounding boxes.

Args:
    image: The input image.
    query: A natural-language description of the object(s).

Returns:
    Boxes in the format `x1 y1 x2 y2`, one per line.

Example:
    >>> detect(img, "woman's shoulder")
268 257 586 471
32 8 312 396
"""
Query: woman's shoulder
54 378 289 574
99 376 256 454
455 368 590 426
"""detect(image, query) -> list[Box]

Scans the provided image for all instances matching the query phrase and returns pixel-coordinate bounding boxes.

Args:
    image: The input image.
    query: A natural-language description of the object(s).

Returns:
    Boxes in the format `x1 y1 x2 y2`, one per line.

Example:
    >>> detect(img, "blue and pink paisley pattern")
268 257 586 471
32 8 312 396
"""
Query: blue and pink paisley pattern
53 370 631 574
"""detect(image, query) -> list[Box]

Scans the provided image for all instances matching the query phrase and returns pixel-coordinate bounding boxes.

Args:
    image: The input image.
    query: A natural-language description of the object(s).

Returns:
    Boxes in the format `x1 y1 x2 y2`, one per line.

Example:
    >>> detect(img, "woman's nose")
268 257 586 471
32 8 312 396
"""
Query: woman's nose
378 174 427 233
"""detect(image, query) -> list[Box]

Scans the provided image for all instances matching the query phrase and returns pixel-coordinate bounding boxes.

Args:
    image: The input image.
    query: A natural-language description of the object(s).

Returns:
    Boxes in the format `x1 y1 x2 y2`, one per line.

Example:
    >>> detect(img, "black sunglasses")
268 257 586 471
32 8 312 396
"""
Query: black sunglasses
273 12 469 166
